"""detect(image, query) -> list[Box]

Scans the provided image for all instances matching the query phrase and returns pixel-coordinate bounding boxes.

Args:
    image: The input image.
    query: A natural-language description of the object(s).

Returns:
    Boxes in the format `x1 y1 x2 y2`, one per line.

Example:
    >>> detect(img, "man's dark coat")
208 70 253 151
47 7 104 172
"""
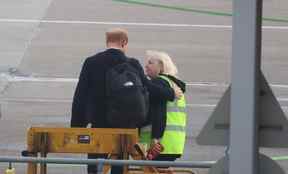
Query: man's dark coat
71 48 174 128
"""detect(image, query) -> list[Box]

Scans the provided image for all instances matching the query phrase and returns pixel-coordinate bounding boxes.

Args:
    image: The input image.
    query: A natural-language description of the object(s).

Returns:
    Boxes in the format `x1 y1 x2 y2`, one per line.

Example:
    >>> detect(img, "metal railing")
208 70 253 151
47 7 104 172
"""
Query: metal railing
0 156 214 173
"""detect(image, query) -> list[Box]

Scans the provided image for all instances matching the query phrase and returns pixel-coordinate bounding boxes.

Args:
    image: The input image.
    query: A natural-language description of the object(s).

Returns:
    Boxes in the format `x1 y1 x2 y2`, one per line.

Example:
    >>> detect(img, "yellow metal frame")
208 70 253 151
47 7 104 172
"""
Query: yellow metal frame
24 127 194 174
27 127 138 154
25 127 139 174
27 127 138 174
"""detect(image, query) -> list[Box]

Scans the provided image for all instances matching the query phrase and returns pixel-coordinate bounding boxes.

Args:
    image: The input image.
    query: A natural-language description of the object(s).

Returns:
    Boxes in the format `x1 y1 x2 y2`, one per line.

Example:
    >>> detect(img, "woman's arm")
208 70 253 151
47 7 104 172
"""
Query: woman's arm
150 78 170 139
128 58 175 101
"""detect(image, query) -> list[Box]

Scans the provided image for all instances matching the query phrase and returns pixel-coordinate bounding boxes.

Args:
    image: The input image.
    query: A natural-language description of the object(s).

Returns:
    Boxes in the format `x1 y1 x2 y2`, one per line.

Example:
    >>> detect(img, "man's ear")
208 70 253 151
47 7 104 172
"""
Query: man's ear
121 40 127 48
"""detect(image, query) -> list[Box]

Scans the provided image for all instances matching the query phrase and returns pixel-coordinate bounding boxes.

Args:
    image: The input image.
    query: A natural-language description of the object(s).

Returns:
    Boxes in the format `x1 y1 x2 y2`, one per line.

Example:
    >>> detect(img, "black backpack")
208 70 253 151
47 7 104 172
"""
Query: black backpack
106 60 149 128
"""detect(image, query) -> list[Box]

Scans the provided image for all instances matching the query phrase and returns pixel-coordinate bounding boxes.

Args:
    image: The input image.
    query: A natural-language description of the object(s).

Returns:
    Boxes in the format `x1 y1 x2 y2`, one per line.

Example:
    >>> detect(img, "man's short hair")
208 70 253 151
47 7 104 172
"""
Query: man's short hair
106 28 128 45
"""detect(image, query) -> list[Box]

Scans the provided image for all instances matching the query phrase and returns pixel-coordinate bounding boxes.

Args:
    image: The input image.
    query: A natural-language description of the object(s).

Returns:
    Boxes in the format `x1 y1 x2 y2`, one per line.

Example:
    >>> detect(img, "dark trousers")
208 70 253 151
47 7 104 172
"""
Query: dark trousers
154 154 180 161
87 154 123 174
153 154 181 168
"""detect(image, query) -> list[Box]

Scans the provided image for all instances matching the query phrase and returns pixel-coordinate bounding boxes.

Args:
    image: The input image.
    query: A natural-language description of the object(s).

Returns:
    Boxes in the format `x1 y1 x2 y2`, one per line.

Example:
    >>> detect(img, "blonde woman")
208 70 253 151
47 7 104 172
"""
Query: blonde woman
140 50 187 162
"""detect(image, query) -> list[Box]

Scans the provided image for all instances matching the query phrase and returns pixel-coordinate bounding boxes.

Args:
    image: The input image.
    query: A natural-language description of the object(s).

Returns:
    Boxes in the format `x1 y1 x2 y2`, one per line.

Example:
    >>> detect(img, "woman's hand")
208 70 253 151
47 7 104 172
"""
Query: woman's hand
172 82 183 99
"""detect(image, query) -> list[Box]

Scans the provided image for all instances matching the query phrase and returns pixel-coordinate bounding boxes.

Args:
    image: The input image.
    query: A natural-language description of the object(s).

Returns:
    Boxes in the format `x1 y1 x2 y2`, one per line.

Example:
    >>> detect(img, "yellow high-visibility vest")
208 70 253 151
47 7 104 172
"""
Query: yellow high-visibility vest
140 75 187 154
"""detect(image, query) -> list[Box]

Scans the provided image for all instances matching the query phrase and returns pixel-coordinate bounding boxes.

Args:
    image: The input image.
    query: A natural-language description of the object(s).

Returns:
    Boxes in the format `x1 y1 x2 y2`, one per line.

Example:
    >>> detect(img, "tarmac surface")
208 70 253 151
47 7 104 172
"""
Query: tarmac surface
0 0 288 173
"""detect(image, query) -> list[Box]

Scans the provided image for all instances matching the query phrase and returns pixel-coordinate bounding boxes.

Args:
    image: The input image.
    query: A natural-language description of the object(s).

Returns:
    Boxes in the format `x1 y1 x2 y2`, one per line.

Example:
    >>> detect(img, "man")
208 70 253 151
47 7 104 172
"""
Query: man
71 28 177 174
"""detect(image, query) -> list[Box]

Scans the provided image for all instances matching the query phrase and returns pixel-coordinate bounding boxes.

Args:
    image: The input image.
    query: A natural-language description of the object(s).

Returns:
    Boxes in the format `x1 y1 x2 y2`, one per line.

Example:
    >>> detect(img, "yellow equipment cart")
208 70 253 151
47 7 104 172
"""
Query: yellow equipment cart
23 127 141 174
22 127 194 174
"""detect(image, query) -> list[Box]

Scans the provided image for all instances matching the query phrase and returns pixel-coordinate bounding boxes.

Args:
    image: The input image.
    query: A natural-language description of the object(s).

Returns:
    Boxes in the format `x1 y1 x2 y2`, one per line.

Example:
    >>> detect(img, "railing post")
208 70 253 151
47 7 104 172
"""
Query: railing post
97 159 104 174
27 131 37 174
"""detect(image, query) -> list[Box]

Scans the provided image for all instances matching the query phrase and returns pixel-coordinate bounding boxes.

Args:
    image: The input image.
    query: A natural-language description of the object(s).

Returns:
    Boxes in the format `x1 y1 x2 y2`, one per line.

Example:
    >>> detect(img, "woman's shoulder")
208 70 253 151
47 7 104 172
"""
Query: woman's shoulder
152 77 170 87
164 75 186 93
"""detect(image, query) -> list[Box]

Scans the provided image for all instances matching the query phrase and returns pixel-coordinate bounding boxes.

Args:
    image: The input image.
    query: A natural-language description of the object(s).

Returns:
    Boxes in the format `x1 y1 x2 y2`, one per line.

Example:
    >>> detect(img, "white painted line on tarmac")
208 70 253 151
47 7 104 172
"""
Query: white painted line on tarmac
186 82 228 87
278 98 288 102
0 19 288 30
269 84 288 88
1 98 72 103
2 98 288 110
6 76 288 89
187 104 216 108
9 76 77 82
187 82 288 89
187 104 288 110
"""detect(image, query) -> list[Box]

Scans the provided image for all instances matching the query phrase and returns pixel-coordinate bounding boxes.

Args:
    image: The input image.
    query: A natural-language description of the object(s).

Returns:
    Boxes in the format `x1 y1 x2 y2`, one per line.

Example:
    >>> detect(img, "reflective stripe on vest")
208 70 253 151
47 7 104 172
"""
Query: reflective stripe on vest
141 124 185 133
167 105 186 113
166 112 186 126
167 99 186 108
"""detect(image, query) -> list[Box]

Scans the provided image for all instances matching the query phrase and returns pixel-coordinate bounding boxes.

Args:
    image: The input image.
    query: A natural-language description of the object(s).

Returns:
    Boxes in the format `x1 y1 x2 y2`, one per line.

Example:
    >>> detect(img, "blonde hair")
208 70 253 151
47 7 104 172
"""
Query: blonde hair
146 50 178 76
106 28 128 45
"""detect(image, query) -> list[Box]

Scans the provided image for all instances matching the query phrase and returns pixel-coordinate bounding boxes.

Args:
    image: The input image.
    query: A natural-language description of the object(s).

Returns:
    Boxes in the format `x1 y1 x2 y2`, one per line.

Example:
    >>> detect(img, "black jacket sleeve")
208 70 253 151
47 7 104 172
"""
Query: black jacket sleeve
150 77 170 139
71 59 90 127
128 58 175 101
162 74 186 93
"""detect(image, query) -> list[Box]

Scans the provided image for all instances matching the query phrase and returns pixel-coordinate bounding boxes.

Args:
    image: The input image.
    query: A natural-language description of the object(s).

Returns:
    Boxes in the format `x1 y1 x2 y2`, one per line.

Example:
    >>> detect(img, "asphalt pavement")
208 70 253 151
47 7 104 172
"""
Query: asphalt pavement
0 0 288 173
